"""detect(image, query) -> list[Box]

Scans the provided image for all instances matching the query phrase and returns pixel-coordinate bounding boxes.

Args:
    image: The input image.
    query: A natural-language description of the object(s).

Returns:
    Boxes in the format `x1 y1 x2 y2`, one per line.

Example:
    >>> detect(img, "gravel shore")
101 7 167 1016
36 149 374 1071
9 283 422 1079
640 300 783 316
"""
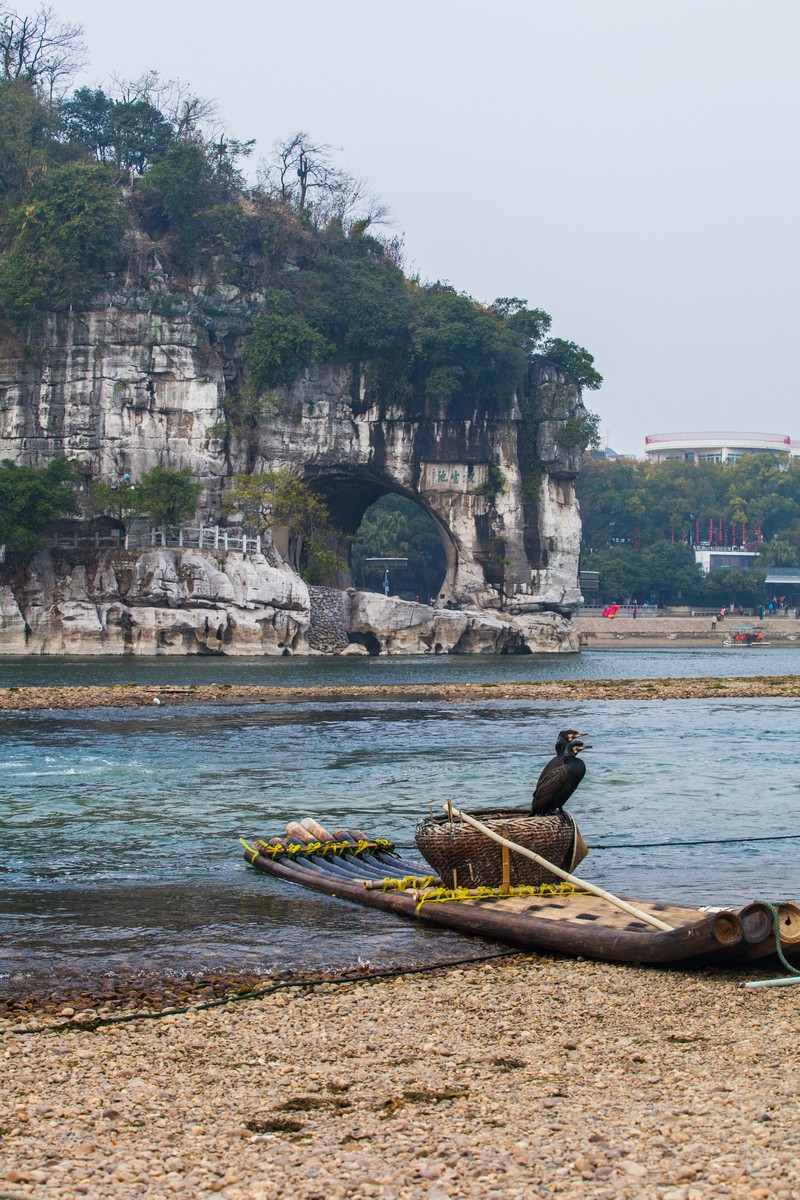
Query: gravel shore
2 675 800 711
2 954 798 1199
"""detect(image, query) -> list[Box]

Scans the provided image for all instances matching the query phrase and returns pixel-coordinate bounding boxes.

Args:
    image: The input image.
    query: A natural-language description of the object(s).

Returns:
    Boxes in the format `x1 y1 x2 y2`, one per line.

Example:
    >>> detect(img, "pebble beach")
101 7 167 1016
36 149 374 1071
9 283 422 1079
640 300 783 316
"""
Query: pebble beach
2 954 799 1200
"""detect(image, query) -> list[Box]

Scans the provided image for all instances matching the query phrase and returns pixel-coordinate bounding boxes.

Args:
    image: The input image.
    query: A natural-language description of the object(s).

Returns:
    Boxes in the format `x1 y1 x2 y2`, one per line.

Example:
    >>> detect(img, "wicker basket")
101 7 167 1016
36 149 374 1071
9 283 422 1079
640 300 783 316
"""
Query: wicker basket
414 807 588 889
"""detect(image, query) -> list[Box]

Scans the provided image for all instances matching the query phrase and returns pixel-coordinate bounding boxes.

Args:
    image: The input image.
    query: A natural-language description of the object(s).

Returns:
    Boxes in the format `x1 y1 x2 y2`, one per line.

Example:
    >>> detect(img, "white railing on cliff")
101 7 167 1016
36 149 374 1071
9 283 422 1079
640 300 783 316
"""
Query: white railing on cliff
52 525 263 556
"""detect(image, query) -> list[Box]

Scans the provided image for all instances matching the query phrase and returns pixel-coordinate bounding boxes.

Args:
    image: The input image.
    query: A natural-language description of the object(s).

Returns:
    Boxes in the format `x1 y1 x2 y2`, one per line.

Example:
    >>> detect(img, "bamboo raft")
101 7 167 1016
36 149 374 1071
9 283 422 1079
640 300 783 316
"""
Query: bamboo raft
241 816 800 969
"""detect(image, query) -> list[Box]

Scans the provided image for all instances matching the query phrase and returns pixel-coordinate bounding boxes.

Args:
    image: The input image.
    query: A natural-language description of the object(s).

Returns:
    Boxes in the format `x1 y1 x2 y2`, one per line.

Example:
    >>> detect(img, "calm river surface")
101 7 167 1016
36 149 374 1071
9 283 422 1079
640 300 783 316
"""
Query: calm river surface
2 645 800 996
1 648 800 993
2 643 800 687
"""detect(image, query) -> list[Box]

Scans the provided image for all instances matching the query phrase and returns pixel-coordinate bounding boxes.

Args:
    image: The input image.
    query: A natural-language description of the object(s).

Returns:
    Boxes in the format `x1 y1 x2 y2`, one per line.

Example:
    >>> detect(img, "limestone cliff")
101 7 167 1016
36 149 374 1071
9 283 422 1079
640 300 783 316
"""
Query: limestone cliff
0 547 577 655
0 282 587 654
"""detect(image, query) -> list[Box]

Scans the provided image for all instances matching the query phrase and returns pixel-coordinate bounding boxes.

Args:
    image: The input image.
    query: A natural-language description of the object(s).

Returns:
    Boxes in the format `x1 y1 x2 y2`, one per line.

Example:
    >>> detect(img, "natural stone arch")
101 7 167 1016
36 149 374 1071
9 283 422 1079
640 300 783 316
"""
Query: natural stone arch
301 464 458 597
0 305 586 618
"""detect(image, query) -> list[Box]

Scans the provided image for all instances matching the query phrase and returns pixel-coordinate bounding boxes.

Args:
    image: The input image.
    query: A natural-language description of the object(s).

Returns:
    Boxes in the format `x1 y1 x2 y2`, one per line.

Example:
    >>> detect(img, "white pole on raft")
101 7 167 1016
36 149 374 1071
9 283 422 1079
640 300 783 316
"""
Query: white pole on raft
744 976 800 989
444 803 674 933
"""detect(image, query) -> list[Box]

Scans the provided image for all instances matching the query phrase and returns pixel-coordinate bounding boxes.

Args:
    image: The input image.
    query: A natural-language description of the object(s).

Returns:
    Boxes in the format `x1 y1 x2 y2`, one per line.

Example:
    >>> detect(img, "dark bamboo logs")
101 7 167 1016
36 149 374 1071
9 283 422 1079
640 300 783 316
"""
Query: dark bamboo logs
245 849 745 966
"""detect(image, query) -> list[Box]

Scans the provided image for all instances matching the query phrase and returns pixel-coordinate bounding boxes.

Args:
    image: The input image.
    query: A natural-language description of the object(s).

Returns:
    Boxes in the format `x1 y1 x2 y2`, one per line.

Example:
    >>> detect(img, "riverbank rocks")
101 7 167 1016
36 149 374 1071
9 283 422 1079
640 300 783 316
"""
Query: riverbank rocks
346 592 578 655
0 550 579 656
0 548 311 655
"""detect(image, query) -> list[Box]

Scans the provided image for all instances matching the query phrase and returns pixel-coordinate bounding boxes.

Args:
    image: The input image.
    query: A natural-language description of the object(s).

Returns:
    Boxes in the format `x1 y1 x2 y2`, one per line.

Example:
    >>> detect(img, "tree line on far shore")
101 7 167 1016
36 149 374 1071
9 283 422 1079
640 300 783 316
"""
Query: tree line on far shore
578 455 800 606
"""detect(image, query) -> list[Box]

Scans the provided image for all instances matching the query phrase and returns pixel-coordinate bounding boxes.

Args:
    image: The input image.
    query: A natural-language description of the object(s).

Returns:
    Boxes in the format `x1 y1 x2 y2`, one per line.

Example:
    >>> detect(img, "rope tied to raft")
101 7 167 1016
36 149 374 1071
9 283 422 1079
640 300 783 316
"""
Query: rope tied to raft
413 880 588 916
379 875 439 892
759 901 800 978
245 837 396 861
591 832 800 851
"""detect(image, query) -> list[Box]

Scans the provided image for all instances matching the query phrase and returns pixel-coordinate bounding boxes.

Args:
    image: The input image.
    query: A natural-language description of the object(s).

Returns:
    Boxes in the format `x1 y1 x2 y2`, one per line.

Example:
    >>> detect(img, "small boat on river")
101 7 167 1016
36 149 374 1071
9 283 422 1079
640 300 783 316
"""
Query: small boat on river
722 626 770 647
242 815 800 970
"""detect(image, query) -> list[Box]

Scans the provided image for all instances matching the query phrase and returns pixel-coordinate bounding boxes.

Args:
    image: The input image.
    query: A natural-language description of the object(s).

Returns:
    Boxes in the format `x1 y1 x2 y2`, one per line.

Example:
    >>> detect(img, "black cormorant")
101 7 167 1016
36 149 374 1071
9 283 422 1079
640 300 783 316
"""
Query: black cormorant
553 729 583 756
531 737 591 816
531 729 583 801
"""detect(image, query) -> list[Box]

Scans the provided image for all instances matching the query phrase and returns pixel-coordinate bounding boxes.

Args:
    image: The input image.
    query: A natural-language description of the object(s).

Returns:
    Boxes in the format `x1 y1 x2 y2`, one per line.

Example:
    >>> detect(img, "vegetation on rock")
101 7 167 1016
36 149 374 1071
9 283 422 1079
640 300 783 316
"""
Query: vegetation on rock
0 14 600 466
0 455 79 552
223 470 347 583
91 467 201 530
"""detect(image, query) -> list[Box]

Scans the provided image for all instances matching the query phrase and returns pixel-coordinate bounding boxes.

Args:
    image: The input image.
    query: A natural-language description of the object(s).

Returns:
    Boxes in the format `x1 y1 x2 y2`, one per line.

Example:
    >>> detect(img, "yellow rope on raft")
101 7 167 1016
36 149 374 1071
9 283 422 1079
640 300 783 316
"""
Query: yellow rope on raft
413 880 588 915
251 837 396 860
379 875 439 891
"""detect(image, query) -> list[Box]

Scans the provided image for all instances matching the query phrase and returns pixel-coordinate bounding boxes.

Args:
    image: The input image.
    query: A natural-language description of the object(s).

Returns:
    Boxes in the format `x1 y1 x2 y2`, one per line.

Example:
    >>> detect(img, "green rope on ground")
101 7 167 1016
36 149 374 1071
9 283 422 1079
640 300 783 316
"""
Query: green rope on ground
760 901 800 977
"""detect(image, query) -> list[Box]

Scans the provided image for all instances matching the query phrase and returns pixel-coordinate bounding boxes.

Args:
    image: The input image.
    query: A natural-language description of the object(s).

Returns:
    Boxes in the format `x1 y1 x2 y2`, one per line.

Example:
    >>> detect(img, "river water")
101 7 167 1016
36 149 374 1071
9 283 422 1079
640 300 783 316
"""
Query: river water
2 647 800 996
3 642 800 687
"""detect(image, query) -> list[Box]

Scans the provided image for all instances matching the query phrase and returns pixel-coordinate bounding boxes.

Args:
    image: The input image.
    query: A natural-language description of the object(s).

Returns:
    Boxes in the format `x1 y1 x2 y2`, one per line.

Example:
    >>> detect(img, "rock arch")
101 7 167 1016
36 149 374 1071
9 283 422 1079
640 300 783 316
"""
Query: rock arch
253 362 584 615
0 306 585 618
301 465 458 598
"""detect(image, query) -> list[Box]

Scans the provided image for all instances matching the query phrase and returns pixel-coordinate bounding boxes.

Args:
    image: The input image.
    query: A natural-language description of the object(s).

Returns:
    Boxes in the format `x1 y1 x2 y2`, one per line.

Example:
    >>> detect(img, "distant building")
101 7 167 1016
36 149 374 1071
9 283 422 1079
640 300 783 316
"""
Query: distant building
695 548 760 574
644 432 793 464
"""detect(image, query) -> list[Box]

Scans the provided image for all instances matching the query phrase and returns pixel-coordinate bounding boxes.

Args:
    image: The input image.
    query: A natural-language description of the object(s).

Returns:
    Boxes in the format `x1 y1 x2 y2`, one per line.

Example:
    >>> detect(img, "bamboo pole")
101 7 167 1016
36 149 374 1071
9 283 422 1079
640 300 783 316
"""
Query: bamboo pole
744 976 800 989
444 803 674 933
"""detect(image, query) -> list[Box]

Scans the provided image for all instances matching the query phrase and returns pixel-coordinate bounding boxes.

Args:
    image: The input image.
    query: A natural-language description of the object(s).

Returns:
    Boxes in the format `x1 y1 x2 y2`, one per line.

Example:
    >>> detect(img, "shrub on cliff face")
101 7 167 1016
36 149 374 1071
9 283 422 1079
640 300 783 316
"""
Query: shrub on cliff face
140 140 253 272
535 338 603 391
408 285 525 415
0 161 123 322
91 467 201 530
0 79 57 201
0 457 79 553
243 312 330 392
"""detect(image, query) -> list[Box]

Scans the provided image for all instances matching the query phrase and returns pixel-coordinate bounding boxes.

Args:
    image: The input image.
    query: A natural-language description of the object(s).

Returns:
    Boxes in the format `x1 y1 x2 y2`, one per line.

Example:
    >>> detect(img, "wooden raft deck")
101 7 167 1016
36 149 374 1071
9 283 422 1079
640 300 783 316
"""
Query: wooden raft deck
242 820 797 970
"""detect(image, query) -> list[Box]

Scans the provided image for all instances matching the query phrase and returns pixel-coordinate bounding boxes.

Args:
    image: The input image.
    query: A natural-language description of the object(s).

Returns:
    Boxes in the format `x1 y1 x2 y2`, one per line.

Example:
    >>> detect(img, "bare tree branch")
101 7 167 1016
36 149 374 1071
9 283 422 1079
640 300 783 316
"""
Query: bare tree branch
110 69 218 141
257 131 392 233
0 3 86 102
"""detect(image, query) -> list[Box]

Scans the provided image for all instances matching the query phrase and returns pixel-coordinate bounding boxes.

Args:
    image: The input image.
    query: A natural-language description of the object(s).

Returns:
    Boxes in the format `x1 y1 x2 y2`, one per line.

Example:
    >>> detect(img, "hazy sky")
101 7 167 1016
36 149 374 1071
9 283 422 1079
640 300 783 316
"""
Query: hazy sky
60 0 800 455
